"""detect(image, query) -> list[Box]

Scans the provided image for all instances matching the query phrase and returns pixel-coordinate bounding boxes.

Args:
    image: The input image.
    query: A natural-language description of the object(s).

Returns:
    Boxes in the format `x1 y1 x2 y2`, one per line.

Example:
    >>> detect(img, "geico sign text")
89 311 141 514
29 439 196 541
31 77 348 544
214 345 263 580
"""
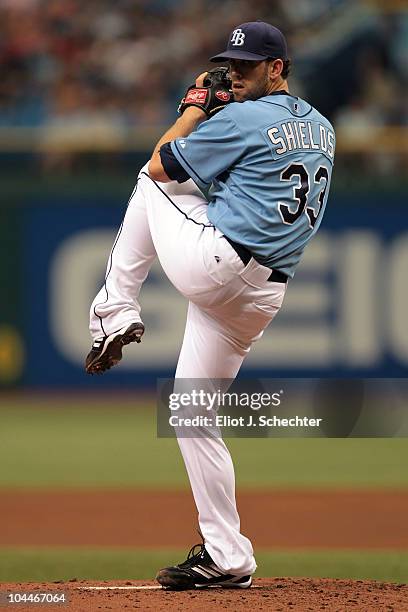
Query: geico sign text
49 229 408 370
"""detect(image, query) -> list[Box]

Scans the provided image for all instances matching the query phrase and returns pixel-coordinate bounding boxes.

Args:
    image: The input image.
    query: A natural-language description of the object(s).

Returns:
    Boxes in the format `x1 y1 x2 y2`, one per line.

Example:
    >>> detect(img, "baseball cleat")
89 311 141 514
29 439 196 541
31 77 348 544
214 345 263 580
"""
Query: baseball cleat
85 322 144 374
156 542 252 590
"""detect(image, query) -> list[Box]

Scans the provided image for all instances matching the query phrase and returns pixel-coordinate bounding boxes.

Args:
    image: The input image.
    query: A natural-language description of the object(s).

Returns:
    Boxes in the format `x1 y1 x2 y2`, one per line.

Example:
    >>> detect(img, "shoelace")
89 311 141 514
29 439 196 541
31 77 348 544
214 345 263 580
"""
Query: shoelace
179 536 206 568
187 542 205 560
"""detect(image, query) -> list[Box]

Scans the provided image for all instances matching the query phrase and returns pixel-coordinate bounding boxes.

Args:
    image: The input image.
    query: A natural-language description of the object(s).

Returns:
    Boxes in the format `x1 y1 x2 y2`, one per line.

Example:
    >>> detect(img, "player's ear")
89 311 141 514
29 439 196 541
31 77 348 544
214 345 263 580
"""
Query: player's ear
268 58 283 80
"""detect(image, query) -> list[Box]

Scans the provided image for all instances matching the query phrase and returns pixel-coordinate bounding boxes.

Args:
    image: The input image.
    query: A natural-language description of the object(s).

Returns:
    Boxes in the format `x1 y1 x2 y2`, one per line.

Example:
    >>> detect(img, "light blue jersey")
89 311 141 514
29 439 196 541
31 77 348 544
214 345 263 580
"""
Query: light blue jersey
170 92 335 278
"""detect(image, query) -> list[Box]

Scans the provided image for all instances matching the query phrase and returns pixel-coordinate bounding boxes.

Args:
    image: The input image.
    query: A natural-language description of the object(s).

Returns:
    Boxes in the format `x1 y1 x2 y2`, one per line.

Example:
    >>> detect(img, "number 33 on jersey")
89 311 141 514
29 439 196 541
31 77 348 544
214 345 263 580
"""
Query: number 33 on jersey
170 92 335 279
267 120 334 229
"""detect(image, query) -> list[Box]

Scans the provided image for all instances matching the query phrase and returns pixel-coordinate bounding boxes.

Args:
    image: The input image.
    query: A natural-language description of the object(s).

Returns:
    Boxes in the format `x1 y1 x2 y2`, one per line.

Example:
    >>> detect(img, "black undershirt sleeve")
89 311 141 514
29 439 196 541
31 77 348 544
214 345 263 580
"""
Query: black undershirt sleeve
159 142 190 183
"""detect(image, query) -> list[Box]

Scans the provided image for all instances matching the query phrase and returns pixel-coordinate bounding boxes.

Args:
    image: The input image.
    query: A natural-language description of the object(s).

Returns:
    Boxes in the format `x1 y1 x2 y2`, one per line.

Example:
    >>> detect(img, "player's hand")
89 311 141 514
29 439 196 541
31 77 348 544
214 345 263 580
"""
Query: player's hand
178 67 233 118
195 72 208 87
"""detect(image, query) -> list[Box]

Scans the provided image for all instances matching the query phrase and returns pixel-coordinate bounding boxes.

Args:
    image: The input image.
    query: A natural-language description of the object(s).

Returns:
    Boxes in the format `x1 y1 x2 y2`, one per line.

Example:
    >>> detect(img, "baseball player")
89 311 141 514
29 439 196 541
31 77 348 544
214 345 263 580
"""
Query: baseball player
85 21 335 589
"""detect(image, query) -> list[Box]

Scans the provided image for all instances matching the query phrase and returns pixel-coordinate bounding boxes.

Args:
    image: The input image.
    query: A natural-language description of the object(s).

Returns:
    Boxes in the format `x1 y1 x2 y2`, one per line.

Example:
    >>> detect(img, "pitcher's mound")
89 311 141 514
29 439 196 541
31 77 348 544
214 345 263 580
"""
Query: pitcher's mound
1 577 408 611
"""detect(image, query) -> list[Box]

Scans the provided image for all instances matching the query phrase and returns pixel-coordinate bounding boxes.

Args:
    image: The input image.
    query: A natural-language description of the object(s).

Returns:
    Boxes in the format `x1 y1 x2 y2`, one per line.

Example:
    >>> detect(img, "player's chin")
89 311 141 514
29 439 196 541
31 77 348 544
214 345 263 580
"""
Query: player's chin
232 88 248 102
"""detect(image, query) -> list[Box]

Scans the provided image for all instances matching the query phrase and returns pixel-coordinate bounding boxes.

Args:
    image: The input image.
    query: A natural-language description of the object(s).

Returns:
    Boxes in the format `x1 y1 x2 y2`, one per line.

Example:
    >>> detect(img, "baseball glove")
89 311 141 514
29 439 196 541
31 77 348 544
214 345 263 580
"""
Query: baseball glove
178 67 233 118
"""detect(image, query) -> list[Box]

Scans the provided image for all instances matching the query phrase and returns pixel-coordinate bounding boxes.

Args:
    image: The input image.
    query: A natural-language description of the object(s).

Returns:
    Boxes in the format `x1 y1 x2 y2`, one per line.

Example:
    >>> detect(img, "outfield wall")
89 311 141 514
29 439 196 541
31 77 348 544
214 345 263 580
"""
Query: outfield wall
1 183 407 387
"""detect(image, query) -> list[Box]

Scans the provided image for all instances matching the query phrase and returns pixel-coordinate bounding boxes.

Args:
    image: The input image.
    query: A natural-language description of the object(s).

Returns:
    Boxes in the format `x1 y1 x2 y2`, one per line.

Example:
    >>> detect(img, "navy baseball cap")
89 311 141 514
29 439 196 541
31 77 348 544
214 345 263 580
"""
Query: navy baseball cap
210 21 288 62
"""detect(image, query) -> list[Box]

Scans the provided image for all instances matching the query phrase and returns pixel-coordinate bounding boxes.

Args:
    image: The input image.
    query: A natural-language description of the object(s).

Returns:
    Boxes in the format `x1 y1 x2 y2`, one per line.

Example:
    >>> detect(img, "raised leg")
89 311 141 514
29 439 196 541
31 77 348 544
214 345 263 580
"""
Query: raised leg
89 165 208 339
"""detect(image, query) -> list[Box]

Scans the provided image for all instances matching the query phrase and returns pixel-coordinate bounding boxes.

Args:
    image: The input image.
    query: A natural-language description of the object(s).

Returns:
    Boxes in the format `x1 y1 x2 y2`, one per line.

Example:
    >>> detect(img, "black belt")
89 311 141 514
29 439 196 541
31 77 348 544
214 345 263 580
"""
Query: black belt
223 236 288 283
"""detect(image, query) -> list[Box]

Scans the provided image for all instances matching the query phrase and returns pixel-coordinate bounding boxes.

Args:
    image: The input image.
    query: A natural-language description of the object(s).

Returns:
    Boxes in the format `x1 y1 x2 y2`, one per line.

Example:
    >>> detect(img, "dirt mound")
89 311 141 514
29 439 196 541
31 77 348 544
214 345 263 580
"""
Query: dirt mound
1 578 407 611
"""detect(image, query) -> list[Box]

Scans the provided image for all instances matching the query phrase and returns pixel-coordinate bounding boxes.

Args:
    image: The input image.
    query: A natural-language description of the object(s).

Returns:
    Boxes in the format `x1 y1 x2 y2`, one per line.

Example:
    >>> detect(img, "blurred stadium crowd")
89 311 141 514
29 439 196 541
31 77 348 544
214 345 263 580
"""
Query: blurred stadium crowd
0 0 406 169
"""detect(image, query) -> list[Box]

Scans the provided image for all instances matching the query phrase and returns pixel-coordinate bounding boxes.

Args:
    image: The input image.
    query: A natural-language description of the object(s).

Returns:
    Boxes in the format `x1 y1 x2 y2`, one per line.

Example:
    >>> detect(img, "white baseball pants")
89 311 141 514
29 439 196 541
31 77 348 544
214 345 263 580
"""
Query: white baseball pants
90 164 286 576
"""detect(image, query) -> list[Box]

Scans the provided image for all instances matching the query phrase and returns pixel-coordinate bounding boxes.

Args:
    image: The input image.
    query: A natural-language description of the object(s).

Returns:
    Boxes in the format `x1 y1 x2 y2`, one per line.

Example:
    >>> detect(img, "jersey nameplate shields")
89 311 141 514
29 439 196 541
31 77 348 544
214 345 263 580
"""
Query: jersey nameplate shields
267 120 335 162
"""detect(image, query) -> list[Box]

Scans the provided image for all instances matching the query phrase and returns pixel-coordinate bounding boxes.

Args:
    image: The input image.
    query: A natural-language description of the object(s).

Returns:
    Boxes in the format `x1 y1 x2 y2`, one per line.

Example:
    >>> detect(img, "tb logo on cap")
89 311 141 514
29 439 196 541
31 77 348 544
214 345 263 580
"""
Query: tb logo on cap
230 28 245 46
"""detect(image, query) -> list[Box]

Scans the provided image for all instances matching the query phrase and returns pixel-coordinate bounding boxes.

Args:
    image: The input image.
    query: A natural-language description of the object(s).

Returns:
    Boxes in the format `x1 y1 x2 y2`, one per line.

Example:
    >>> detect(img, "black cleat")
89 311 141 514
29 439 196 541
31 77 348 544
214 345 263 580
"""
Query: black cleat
85 322 144 374
156 542 252 590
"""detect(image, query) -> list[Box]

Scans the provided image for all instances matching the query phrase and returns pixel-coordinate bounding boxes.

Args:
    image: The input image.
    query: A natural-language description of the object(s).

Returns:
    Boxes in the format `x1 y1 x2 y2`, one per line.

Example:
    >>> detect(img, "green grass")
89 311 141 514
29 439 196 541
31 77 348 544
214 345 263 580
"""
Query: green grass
0 548 407 584
1 399 408 488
